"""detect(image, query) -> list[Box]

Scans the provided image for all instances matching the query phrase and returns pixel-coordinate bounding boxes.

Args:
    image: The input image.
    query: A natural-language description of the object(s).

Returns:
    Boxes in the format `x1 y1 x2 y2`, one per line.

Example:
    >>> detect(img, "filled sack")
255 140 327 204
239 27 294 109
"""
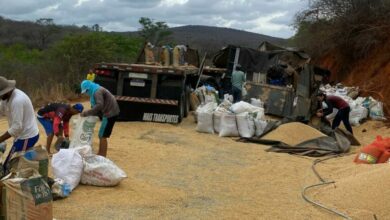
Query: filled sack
231 101 262 114
254 119 268 137
196 102 217 134
51 149 83 191
236 112 255 138
219 113 239 137
81 155 127 186
69 116 98 149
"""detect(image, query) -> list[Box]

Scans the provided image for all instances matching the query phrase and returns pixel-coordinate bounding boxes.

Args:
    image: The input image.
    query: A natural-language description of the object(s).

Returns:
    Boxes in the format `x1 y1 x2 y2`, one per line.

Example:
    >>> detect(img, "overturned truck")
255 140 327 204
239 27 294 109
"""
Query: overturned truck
210 41 330 120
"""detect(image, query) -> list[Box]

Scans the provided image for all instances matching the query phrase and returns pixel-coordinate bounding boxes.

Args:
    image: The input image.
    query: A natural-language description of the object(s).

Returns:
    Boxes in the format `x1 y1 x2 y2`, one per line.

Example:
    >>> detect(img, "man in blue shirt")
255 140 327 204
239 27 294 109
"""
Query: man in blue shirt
231 64 246 103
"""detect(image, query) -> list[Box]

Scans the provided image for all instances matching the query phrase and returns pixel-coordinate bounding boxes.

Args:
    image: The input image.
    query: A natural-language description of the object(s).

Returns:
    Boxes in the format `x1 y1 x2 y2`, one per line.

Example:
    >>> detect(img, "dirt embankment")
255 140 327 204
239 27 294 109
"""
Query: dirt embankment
318 39 390 118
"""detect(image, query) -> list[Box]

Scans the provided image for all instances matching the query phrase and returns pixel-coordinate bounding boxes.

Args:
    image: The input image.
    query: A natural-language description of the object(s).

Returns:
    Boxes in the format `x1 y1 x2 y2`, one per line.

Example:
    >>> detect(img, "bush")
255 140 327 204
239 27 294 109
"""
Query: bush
293 0 390 62
0 33 143 106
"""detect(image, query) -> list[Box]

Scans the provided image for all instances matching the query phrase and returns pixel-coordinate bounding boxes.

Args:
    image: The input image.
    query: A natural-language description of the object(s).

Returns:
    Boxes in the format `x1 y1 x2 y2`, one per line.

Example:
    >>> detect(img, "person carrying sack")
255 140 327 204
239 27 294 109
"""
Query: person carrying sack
0 76 39 175
80 80 120 157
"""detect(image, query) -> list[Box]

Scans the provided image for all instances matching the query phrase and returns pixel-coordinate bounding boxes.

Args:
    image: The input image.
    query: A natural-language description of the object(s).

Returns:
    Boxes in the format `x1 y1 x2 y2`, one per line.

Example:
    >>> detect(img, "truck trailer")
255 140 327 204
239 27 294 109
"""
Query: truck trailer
92 45 200 123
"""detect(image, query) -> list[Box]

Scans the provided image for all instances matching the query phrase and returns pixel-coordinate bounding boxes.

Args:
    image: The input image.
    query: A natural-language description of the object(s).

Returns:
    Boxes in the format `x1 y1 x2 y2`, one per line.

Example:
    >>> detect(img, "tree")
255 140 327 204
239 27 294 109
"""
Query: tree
91 24 103 32
35 18 59 49
50 32 142 85
138 17 171 45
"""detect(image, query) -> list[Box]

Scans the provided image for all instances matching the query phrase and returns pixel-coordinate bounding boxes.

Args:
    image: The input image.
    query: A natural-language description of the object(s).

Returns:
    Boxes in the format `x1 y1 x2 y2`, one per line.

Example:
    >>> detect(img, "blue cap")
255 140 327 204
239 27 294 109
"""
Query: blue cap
81 80 90 93
72 103 84 113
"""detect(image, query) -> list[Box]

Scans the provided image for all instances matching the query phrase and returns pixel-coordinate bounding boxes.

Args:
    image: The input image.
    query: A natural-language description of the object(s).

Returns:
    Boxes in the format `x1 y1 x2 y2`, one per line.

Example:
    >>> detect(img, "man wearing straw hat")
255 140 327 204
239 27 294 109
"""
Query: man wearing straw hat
0 76 39 175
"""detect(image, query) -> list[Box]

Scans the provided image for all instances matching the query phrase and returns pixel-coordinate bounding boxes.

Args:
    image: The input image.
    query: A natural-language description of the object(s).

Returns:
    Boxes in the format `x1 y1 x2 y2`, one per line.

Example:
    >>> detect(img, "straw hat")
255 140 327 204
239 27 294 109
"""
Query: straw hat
0 77 16 96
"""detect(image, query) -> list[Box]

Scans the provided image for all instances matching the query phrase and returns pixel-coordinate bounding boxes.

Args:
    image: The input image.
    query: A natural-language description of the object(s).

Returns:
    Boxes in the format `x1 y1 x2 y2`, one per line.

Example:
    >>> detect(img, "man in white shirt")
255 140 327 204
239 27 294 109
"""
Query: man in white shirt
0 76 39 175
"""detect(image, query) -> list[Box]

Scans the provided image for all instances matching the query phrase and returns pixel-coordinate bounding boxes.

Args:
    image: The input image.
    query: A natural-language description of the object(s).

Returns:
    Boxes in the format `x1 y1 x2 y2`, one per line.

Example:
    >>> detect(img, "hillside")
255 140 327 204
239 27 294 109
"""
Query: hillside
0 16 89 49
318 38 390 118
167 25 286 49
127 25 287 56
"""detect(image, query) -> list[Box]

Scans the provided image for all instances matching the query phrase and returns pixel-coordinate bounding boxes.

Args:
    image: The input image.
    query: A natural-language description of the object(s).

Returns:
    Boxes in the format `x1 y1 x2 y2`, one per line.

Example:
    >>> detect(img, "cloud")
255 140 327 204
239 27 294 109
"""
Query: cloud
0 0 307 38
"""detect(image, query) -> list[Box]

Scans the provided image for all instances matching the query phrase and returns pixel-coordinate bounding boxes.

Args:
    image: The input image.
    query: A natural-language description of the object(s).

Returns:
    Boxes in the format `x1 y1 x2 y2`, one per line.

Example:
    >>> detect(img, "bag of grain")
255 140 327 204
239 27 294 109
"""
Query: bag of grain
213 101 233 134
51 149 83 191
219 113 239 137
254 119 268 136
236 112 255 138
213 111 223 134
196 102 217 134
349 105 368 126
370 101 386 120
69 116 98 149
253 107 265 120
81 155 127 186
250 98 264 108
73 145 93 158
224 94 233 103
231 101 261 114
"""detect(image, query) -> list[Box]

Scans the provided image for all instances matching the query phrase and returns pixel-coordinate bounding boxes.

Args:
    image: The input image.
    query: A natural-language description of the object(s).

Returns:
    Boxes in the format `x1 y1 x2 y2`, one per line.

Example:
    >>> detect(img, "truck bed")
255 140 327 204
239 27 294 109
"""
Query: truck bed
94 63 199 76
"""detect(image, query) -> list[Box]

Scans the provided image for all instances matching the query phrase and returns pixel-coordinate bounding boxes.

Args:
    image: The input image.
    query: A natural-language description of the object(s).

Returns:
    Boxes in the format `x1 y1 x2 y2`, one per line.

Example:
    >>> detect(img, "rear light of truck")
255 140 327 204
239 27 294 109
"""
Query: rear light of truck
94 69 112 76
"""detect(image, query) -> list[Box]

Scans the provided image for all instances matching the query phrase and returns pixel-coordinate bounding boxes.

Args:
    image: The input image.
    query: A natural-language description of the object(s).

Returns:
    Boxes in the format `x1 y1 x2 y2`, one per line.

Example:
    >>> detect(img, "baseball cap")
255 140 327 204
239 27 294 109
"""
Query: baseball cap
72 103 84 113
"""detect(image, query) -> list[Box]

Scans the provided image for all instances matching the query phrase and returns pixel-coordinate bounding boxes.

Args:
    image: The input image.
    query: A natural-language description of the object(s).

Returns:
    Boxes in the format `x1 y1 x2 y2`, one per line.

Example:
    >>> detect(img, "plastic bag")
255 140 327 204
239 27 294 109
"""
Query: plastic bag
250 98 263 108
69 116 98 149
213 111 222 134
236 112 255 138
73 145 93 158
196 112 214 133
81 155 127 186
213 104 232 134
370 101 386 120
196 102 217 134
349 106 368 126
196 102 217 113
254 119 268 137
253 108 265 120
224 94 233 103
51 178 71 198
230 101 261 114
51 149 83 191
205 94 218 104
219 113 239 137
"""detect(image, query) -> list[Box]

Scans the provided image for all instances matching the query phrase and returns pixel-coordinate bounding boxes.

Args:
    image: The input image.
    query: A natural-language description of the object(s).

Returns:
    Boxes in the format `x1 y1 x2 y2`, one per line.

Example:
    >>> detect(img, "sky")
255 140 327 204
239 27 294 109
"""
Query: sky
0 0 308 38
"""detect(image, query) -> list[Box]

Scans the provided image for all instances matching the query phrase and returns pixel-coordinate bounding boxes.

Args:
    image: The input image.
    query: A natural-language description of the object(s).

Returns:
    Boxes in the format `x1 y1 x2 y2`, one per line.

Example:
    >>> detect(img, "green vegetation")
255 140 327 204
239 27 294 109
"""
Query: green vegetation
292 0 390 62
0 24 143 106
138 17 172 45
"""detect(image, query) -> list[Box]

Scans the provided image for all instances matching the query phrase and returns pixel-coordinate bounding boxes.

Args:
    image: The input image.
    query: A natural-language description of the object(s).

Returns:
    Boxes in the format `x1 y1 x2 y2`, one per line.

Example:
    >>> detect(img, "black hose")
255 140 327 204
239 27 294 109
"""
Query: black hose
302 154 352 219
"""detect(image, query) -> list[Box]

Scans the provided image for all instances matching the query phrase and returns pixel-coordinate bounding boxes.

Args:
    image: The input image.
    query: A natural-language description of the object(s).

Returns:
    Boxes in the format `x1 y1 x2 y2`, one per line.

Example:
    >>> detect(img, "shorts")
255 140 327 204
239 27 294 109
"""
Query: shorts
3 134 40 174
37 116 63 136
13 134 40 152
99 116 117 138
37 116 54 135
